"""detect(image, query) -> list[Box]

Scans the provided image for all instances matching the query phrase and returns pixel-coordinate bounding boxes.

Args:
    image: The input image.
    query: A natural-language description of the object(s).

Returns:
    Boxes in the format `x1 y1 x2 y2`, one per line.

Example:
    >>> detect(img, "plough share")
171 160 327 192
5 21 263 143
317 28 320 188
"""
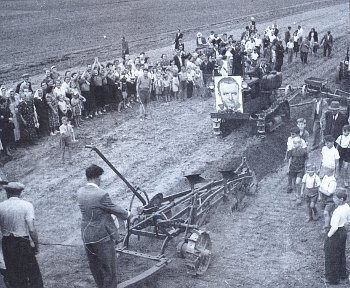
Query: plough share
86 146 257 287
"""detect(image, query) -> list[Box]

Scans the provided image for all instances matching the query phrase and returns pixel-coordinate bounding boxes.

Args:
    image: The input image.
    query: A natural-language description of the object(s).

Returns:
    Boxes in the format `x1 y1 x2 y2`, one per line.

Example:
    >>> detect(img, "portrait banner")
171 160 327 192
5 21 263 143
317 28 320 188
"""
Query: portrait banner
214 76 243 113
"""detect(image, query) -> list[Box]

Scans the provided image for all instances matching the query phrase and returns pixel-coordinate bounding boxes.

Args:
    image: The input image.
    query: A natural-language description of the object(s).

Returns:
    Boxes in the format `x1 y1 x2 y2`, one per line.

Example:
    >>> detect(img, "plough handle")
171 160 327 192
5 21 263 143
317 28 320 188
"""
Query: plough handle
85 145 147 206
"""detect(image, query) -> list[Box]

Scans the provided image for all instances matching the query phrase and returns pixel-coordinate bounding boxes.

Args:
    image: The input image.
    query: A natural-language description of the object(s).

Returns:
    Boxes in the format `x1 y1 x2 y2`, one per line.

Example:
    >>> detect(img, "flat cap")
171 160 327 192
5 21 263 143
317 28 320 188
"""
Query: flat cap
3 182 25 192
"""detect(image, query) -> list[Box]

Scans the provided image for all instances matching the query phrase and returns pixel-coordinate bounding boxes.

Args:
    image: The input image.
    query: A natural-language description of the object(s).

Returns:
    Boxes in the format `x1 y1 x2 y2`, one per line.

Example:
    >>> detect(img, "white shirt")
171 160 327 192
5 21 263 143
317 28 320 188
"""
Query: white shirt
287 42 294 49
336 134 350 148
287 136 307 151
328 203 350 237
319 175 337 195
302 174 321 189
0 197 35 237
321 146 340 169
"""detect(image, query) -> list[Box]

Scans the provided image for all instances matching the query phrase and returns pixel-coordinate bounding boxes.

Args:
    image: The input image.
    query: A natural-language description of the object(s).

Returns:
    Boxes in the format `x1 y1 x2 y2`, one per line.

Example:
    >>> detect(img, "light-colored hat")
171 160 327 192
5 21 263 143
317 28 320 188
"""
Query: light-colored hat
3 182 25 192
329 101 340 110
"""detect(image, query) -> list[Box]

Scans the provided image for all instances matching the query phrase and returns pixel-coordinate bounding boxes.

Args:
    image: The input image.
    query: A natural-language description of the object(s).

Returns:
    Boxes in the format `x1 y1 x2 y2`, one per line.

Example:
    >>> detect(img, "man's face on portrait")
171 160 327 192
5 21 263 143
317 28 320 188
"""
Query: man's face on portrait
219 80 241 111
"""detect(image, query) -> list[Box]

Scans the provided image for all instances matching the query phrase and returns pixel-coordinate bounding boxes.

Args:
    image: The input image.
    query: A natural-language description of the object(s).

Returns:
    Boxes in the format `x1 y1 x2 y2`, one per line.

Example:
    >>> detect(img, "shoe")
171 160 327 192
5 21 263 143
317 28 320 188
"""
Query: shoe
98 111 103 115
102 109 107 113
287 187 293 194
50 132 55 136
95 112 98 116
313 213 319 221
89 115 93 119
305 218 313 223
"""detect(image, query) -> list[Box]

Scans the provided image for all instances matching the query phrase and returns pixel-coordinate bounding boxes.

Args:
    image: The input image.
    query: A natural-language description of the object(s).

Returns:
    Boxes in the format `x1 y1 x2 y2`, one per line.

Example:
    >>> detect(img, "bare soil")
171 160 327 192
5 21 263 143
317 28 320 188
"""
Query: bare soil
1 1 350 288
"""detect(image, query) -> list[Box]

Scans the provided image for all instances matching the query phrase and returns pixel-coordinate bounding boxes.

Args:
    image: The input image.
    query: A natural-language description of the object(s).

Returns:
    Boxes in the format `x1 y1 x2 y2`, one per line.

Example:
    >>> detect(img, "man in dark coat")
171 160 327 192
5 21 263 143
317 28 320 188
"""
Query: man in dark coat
15 74 33 94
320 31 334 57
323 101 349 141
174 29 183 50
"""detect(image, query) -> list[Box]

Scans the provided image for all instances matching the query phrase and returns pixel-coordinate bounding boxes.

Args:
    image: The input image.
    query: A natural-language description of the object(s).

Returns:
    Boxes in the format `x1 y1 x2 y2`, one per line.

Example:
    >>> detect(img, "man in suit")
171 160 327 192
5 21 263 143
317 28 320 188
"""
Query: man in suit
311 93 328 150
173 49 184 73
323 101 349 142
77 164 131 288
320 31 334 57
174 29 183 50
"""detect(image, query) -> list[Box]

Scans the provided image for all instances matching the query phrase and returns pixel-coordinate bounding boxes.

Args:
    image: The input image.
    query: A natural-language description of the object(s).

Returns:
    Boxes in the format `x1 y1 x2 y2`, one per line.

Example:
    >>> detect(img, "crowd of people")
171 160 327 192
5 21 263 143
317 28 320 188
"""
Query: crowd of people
286 95 350 284
0 18 335 161
0 18 346 288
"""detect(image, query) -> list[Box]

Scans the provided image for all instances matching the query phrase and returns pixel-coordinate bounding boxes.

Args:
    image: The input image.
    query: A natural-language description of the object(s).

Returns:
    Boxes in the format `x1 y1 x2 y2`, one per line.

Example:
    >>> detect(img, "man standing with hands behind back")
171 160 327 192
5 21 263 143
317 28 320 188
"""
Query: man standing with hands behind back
0 181 43 288
77 164 131 288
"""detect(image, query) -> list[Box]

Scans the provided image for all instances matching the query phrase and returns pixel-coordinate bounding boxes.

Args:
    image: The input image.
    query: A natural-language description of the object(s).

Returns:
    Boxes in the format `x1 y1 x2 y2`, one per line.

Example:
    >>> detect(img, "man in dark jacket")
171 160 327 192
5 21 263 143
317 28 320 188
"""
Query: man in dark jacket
323 101 349 141
320 31 334 57
77 164 131 288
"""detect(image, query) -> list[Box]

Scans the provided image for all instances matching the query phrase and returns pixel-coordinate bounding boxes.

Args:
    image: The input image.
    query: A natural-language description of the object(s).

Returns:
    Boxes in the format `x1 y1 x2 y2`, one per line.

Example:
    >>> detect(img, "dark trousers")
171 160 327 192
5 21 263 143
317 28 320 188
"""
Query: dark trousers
187 81 193 98
85 240 117 288
2 235 43 288
324 44 332 57
300 52 308 63
324 227 348 283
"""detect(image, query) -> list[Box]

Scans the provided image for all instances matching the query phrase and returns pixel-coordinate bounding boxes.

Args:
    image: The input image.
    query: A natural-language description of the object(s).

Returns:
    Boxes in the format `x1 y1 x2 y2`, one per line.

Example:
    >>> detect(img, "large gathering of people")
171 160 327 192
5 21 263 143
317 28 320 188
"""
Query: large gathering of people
0 16 347 288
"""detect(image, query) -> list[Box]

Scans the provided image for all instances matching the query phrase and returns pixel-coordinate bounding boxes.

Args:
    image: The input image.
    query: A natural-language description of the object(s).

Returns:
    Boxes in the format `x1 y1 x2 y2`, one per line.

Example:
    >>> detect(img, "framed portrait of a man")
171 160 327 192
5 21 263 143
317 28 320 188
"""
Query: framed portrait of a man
214 76 243 113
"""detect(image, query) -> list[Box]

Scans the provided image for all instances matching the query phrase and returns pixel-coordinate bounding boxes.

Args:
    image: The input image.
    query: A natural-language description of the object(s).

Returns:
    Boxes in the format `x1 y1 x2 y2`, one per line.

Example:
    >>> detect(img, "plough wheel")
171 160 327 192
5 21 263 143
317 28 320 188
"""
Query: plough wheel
177 230 212 275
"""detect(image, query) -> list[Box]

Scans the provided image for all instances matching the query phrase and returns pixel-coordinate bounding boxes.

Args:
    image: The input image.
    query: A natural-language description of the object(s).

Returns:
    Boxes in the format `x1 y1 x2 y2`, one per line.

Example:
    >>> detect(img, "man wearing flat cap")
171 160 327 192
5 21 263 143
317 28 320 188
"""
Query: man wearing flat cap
0 182 43 287
15 74 33 94
77 164 131 288
323 101 349 141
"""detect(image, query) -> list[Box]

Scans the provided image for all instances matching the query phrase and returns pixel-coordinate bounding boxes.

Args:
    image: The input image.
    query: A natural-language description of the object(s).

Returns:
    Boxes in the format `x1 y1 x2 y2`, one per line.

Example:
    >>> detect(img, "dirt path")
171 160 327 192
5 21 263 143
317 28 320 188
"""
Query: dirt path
1 2 350 288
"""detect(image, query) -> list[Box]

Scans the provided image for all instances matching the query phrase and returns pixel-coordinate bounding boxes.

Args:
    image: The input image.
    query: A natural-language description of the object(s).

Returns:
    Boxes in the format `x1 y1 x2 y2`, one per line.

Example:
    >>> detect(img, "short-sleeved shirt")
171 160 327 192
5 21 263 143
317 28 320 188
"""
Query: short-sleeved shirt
137 75 151 91
321 146 340 169
302 174 321 188
336 134 350 148
287 147 308 172
330 203 350 229
0 197 35 237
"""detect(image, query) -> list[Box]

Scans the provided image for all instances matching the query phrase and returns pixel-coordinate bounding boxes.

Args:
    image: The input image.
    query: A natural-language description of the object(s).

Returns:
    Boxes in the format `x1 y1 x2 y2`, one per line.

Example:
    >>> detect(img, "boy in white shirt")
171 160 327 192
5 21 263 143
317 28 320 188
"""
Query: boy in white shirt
300 163 321 222
335 125 350 187
319 167 337 232
319 135 340 178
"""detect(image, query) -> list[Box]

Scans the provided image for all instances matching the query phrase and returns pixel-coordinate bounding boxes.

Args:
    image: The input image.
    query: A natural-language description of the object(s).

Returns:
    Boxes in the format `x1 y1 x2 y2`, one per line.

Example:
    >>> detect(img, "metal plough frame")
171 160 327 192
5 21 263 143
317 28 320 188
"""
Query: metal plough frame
86 146 257 287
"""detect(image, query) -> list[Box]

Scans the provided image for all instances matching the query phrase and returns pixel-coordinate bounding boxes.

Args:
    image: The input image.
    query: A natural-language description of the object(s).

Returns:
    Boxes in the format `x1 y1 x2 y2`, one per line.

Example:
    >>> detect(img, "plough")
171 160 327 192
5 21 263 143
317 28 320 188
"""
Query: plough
85 146 257 287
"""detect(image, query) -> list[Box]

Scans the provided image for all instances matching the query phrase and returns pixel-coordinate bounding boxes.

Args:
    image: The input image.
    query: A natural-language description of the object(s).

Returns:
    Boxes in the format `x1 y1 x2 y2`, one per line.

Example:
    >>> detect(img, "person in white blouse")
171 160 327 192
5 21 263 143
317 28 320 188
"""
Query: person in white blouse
324 189 350 284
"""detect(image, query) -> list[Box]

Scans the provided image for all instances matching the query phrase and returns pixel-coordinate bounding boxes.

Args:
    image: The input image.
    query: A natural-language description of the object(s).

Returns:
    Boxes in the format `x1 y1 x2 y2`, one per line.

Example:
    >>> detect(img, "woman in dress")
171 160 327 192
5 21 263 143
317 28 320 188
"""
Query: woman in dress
7 89 20 143
45 86 60 136
34 88 50 137
0 97 14 155
17 90 38 145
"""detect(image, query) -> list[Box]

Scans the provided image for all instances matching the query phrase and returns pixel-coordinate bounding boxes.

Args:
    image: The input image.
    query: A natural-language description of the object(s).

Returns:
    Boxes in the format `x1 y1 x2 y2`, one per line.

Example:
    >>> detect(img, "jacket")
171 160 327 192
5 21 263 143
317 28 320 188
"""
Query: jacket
77 184 129 244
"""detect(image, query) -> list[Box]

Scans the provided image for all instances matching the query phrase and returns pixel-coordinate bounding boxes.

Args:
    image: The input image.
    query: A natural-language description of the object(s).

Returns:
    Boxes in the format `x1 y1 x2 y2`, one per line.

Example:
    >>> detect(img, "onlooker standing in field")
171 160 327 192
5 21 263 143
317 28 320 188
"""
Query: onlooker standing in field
293 31 299 57
284 26 292 52
335 125 350 187
137 68 152 121
323 101 349 142
299 37 310 64
121 36 129 60
174 29 183 50
287 38 294 64
319 167 337 233
79 66 94 119
320 31 333 58
311 92 328 150
0 182 43 288
7 89 20 144
77 165 131 288
300 163 321 222
324 188 350 285
59 116 74 164
308 28 319 55
15 74 33 94
0 97 14 156
319 135 340 178
17 91 38 145
287 136 308 203
46 86 60 136
34 88 50 137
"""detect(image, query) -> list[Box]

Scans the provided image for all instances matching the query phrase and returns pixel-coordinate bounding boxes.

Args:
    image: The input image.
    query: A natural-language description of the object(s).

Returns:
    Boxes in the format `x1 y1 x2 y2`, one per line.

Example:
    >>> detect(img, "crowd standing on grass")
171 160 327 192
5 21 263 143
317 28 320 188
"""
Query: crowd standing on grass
0 17 347 287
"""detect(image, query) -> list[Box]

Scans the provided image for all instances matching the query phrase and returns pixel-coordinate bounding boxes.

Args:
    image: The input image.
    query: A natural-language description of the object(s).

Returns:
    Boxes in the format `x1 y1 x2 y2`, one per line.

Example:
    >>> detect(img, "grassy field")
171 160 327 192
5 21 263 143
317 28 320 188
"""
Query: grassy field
0 0 345 83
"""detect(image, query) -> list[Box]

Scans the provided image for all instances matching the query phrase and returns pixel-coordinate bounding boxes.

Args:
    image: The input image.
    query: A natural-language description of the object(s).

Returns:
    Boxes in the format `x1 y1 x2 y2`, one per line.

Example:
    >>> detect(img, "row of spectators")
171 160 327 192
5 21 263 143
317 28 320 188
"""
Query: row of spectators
0 19 334 158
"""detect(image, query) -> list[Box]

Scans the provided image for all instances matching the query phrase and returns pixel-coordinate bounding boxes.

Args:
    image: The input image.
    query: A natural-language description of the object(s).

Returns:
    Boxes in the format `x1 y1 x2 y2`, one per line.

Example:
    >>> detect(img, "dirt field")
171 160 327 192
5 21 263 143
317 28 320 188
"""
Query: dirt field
1 1 350 288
